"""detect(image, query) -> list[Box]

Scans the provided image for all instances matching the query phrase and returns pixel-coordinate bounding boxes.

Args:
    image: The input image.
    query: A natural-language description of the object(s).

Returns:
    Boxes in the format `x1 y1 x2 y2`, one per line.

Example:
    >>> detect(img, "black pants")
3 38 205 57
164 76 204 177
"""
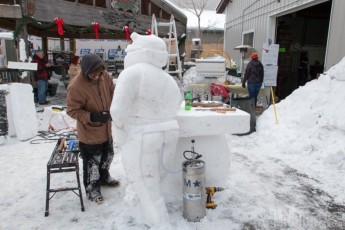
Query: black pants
79 140 114 189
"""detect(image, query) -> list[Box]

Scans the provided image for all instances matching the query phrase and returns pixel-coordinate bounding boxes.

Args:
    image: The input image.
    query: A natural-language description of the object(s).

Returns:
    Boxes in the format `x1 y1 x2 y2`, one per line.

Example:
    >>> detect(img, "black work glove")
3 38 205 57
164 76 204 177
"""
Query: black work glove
242 82 246 88
90 111 111 123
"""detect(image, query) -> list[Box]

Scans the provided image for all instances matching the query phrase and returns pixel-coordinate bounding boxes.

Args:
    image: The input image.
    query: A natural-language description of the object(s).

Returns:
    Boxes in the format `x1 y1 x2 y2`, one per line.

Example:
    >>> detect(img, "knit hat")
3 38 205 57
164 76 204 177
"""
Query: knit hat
251 53 258 60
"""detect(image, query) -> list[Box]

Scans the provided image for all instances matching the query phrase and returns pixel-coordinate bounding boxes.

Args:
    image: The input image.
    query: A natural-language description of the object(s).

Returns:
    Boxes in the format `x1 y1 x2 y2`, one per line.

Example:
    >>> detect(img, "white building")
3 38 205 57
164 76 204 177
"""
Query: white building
217 0 345 99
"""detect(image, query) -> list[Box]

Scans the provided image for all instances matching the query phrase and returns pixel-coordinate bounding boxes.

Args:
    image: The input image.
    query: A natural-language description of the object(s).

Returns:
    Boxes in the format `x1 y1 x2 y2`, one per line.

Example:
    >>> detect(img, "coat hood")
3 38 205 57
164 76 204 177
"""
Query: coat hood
81 54 105 78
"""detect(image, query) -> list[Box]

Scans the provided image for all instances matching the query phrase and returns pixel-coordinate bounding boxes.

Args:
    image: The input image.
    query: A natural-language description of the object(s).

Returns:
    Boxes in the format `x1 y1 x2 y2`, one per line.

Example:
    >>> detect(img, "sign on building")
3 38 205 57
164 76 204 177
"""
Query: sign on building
262 43 279 87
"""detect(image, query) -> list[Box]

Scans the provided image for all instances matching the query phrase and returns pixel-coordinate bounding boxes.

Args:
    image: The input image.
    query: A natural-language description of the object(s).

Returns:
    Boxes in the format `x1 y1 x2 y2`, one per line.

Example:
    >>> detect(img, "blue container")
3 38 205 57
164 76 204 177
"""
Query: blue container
67 140 76 151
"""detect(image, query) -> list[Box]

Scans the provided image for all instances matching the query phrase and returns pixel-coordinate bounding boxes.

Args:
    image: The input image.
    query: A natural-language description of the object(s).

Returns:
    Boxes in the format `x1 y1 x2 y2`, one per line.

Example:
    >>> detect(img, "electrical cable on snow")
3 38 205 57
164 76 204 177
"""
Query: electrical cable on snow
30 109 77 144
30 130 77 144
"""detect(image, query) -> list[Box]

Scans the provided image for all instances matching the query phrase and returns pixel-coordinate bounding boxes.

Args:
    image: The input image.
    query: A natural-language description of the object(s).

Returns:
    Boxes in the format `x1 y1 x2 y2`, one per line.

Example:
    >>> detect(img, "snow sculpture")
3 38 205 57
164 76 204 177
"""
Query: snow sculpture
110 32 181 227
0 83 37 141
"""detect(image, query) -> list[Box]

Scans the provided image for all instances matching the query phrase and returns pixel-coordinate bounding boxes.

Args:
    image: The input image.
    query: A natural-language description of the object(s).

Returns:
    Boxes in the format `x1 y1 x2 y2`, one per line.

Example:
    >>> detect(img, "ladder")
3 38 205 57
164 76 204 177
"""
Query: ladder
151 14 182 80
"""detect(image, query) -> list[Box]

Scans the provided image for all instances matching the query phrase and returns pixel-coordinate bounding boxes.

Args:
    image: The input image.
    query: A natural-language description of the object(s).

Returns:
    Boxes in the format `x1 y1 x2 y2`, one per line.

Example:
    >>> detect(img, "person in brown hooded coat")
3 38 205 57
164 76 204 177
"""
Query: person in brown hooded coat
66 54 119 204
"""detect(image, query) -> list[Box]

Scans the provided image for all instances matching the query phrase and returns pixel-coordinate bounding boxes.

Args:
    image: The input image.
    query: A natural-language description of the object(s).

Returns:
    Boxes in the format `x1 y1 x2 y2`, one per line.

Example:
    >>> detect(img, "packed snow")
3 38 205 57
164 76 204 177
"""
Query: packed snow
1 54 345 229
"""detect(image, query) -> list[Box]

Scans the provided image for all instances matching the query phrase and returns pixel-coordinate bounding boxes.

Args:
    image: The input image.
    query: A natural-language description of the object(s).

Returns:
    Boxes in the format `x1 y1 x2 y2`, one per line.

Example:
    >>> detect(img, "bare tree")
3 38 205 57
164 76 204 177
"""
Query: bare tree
174 0 210 40
173 0 213 59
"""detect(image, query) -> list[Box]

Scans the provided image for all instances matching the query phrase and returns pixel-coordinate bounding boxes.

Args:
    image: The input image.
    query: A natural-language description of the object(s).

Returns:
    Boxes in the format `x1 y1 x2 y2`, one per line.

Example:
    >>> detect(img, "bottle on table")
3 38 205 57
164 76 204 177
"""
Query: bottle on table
185 90 192 110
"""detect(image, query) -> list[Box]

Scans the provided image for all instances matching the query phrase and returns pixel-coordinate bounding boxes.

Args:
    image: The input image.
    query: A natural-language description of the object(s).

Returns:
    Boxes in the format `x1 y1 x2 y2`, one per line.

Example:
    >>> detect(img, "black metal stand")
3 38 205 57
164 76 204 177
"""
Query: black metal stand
45 139 85 217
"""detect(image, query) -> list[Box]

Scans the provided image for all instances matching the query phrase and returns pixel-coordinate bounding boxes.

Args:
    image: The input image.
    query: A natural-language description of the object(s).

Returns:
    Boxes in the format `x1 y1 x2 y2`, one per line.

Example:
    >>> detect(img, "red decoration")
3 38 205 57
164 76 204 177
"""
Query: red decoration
54 17 64 36
123 26 131 41
92 22 100 39
145 29 152 35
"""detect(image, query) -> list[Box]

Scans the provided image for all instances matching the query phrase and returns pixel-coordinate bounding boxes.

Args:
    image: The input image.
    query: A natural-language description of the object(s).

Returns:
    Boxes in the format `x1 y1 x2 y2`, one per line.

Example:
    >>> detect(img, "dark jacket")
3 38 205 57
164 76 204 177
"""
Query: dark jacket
243 59 264 84
32 54 50 81
66 54 115 145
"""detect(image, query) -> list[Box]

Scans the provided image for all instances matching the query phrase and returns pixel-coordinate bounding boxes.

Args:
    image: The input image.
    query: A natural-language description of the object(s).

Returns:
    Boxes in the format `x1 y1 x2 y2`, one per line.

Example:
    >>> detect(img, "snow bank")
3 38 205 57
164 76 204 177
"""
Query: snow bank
256 58 345 188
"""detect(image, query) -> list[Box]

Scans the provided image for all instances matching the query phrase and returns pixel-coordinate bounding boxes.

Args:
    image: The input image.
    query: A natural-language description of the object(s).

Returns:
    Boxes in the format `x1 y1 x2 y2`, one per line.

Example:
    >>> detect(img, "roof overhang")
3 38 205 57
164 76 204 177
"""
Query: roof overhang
151 0 187 25
216 0 232 14
0 0 187 40
0 4 22 19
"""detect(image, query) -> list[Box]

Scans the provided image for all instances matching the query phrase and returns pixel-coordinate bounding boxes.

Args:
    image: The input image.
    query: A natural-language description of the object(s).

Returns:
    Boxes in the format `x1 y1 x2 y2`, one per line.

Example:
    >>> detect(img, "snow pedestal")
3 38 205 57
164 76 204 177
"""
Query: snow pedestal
161 103 250 203
0 83 38 141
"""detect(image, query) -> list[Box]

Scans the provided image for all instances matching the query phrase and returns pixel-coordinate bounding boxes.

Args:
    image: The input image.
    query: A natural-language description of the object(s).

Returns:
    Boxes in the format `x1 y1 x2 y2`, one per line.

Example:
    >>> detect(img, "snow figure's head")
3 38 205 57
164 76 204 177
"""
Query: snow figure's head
124 32 168 68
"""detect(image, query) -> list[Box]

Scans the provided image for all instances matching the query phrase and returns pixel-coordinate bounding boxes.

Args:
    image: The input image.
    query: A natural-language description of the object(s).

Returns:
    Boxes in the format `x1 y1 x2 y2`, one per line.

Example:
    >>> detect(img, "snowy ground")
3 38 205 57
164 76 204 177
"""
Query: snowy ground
1 60 345 229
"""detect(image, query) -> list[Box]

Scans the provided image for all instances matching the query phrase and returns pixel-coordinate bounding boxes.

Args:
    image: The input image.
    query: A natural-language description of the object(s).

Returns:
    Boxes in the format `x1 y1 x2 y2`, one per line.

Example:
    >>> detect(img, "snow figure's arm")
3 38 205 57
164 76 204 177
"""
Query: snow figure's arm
110 66 141 129
66 86 91 124
105 71 115 99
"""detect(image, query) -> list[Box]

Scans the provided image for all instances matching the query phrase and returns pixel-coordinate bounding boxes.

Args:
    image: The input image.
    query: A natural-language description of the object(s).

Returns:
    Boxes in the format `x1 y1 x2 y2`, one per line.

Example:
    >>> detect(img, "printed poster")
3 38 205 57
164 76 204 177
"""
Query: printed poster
262 43 279 86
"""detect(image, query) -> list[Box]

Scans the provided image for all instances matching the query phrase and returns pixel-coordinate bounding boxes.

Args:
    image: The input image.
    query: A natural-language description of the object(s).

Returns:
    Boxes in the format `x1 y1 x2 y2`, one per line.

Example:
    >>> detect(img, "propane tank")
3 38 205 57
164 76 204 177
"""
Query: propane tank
182 140 206 222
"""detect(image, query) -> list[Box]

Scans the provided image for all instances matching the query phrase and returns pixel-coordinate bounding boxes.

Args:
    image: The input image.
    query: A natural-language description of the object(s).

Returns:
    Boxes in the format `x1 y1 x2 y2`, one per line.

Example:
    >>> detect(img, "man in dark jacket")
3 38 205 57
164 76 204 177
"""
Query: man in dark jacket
32 50 51 105
242 53 264 107
66 54 119 204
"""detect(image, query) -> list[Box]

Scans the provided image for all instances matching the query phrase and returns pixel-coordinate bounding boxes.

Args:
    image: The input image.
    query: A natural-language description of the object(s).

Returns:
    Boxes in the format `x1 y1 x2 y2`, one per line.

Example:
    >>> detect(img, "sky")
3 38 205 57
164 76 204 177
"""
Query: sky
0 54 345 229
182 9 225 30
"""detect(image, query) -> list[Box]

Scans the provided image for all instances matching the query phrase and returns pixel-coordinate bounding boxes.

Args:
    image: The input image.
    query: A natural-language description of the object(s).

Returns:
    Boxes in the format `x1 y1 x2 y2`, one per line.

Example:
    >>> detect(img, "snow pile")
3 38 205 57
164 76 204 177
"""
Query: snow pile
256 62 345 197
326 56 345 81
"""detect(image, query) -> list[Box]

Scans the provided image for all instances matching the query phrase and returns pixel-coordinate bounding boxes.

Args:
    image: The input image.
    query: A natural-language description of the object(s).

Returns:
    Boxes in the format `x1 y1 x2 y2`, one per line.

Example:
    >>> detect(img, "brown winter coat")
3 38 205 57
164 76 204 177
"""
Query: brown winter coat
66 71 115 145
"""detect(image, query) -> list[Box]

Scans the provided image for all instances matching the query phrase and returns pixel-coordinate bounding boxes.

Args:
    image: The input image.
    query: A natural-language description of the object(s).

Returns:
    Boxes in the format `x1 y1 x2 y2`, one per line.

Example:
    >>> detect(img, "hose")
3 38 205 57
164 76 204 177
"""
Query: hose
183 150 202 161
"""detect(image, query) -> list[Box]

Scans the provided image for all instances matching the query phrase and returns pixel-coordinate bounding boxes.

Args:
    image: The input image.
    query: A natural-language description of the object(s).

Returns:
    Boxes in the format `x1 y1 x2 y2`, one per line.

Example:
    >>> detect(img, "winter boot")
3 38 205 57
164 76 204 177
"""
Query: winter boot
87 181 103 204
100 175 120 187
100 171 120 187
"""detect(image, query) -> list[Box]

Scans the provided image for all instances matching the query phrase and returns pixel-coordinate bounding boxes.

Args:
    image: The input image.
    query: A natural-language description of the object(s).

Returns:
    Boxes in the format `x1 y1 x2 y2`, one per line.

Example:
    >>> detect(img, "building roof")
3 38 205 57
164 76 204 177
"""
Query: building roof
0 0 187 39
158 0 187 24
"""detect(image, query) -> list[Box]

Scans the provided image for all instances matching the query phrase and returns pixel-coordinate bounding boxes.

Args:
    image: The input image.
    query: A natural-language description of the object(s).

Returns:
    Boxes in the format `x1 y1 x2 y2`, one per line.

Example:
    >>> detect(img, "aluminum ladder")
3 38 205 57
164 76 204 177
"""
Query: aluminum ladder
151 14 182 80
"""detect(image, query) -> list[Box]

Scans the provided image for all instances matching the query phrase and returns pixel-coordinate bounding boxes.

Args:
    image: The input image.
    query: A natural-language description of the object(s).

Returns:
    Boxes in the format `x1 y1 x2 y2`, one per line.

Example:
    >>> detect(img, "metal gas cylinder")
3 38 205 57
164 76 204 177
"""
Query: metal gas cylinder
182 159 206 222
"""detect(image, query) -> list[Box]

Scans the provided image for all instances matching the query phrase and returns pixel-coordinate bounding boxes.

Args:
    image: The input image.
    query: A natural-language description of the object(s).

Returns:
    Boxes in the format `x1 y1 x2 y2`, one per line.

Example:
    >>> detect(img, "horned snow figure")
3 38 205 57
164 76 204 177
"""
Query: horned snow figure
110 32 181 227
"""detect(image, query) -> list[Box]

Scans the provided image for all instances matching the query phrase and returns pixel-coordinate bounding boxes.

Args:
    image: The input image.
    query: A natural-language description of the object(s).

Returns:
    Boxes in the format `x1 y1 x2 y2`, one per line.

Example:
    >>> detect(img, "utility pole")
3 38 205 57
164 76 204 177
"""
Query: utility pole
16 0 31 83
17 0 30 61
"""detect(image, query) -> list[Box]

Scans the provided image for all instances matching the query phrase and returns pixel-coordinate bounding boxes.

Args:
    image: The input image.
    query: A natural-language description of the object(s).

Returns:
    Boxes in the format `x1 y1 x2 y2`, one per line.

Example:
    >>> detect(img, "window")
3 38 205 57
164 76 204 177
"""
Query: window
242 31 254 59
243 31 254 47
